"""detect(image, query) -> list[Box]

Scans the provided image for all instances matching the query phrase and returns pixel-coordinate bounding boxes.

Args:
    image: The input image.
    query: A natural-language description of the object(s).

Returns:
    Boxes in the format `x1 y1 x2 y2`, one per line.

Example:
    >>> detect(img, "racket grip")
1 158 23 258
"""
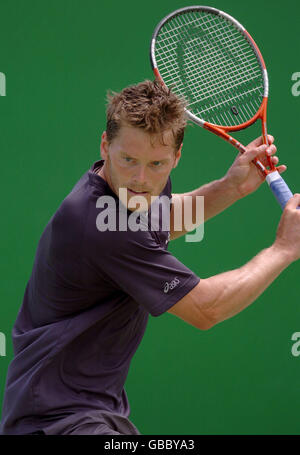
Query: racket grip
266 171 295 210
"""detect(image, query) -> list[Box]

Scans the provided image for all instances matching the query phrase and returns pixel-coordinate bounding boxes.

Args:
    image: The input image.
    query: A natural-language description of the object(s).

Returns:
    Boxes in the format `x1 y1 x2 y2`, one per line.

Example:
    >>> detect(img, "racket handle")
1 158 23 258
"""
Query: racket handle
266 171 295 210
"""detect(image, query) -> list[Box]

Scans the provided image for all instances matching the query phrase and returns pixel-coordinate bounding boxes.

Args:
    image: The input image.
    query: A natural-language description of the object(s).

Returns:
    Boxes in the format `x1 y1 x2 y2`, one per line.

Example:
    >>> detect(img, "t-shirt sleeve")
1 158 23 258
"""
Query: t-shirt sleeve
89 227 200 317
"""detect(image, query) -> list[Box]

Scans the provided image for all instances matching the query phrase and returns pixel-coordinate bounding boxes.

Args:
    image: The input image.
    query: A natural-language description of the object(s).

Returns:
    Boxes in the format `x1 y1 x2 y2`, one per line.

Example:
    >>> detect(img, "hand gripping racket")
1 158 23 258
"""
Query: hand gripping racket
150 5 294 210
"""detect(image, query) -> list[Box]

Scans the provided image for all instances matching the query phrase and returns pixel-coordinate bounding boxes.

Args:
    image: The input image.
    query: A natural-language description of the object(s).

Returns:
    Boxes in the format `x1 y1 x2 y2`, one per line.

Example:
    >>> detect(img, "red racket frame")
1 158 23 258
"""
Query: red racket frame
151 9 276 177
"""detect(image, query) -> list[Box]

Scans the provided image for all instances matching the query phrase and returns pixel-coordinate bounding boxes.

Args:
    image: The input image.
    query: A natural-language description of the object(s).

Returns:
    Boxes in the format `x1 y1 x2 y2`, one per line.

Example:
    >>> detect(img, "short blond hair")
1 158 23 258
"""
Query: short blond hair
106 80 187 150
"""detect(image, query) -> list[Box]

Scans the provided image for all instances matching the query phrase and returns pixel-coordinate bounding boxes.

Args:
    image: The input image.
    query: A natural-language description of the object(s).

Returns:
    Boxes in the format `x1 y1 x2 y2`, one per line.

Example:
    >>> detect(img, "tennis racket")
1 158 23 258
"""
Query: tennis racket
150 5 294 210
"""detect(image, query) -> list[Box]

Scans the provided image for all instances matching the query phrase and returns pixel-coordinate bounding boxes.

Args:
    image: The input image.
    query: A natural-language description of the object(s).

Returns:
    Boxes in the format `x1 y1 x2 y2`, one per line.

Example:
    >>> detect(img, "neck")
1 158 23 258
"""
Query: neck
98 162 106 181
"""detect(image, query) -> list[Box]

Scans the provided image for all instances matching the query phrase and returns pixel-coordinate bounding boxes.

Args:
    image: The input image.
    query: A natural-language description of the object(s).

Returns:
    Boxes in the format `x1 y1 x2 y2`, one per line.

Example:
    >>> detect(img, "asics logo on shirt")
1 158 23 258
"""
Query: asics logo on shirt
164 277 180 294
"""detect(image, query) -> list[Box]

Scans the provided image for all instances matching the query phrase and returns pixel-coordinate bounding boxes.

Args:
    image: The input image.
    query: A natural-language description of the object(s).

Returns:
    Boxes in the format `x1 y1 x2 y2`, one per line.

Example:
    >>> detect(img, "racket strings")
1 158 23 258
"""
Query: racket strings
158 14 261 105
156 12 259 88
154 10 264 126
157 40 261 92
158 18 262 125
157 44 261 103
180 46 261 99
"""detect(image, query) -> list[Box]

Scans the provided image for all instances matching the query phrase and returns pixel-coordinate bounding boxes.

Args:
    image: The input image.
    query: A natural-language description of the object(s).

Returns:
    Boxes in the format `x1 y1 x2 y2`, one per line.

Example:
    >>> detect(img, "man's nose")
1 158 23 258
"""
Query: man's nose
132 166 147 184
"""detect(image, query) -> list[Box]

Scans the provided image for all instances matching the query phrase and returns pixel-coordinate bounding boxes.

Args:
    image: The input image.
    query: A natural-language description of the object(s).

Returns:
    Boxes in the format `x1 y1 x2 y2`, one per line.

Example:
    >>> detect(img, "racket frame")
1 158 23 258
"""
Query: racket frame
150 5 274 176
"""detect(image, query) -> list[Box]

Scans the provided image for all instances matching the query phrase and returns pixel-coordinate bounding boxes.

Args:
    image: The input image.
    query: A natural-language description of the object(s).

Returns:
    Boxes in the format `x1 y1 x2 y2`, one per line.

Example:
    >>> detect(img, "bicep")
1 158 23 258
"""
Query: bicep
167 279 216 330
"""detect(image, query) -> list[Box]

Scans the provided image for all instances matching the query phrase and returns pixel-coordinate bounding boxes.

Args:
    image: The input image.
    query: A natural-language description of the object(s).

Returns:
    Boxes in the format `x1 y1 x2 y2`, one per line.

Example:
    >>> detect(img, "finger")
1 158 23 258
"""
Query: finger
276 164 287 174
242 144 268 163
247 134 274 148
247 136 264 148
266 144 277 156
285 193 300 209
260 154 280 168
258 146 277 165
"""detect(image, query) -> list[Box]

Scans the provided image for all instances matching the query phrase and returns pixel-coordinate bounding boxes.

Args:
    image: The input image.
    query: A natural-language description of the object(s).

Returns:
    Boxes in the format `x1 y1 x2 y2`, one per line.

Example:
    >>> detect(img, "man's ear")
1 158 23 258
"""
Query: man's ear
173 143 183 168
100 131 109 160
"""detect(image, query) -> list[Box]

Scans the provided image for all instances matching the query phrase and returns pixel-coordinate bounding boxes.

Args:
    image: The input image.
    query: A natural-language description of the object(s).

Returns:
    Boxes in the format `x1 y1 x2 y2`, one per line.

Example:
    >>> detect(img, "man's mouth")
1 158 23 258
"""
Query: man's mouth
128 188 149 195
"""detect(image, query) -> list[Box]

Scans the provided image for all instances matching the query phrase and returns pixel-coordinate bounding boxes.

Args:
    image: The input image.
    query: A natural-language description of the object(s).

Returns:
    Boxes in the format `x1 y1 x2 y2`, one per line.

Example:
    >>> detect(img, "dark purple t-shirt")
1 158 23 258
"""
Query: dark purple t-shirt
0 160 200 435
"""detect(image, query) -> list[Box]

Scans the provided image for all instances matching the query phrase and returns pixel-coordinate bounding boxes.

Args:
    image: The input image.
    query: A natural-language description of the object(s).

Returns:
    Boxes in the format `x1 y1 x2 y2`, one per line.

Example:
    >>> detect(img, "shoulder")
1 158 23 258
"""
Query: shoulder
86 209 159 256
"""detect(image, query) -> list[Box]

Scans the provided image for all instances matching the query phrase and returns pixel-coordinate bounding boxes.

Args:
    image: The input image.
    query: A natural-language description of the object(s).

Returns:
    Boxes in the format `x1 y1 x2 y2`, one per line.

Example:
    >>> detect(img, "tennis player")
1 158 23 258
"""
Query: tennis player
1 80 300 435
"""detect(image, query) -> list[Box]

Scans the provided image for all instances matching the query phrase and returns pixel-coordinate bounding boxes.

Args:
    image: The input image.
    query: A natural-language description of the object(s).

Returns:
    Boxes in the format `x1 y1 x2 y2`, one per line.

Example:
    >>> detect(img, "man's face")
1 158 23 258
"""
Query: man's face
100 125 181 211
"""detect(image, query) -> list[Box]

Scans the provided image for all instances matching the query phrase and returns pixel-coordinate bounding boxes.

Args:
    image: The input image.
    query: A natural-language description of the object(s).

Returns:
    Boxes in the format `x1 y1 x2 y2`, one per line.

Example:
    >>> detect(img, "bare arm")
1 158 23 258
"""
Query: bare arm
168 194 300 329
170 176 238 240
170 136 285 241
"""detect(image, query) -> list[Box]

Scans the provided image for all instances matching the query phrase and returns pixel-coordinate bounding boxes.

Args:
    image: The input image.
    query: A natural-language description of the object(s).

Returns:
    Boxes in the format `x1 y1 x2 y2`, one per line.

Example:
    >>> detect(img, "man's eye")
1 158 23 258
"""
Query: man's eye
124 157 132 162
152 161 161 166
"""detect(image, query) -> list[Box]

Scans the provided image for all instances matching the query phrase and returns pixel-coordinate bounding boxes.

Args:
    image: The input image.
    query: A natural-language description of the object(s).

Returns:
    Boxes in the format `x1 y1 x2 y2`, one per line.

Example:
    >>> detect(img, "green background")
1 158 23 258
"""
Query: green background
1 0 300 435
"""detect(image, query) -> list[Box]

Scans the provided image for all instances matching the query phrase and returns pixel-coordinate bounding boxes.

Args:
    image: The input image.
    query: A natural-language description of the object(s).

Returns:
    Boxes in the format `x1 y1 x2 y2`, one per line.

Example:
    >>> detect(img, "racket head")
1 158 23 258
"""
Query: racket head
150 6 269 132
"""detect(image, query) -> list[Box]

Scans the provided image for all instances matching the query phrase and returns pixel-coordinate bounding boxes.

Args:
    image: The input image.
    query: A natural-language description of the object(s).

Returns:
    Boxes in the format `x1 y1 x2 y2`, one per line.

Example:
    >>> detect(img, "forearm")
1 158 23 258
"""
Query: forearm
190 175 241 221
170 176 240 240
201 245 293 325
